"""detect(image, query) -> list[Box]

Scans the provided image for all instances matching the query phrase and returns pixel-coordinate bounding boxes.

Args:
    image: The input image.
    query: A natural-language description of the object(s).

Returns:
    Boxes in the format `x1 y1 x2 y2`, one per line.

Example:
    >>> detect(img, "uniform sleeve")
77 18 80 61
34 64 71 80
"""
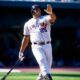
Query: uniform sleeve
44 15 51 23
23 23 30 36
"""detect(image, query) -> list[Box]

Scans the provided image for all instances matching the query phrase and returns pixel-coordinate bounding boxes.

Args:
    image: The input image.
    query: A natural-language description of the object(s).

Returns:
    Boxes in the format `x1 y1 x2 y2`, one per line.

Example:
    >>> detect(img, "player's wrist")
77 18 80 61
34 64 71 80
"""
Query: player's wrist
19 51 23 53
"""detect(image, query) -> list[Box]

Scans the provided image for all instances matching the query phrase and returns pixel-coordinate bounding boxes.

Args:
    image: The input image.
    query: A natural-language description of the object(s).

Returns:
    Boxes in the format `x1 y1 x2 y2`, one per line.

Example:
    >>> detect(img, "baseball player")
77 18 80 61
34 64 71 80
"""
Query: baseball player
19 4 56 80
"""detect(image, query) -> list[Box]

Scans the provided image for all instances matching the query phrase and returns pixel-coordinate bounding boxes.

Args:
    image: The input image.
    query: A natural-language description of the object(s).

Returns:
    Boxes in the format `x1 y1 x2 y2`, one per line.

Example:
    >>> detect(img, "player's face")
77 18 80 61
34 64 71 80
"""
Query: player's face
33 8 41 17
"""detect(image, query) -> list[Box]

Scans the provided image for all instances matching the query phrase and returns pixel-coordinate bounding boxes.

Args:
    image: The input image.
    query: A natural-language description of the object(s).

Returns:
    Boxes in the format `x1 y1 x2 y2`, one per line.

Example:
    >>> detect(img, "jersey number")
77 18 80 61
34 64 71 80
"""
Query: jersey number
40 27 47 33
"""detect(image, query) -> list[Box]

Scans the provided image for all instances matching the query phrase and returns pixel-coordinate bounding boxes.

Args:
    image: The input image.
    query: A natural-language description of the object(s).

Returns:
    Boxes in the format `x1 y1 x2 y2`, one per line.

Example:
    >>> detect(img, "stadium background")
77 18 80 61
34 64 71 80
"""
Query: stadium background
0 1 80 69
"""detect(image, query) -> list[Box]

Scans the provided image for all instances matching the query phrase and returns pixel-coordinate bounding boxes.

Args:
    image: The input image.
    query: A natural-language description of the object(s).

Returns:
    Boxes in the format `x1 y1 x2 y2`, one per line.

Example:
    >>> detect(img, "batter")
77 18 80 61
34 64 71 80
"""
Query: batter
19 4 56 80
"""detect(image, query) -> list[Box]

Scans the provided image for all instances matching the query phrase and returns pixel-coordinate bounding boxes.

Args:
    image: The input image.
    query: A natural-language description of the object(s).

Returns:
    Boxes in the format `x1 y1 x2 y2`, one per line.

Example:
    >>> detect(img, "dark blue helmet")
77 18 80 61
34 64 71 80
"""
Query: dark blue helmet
31 4 40 13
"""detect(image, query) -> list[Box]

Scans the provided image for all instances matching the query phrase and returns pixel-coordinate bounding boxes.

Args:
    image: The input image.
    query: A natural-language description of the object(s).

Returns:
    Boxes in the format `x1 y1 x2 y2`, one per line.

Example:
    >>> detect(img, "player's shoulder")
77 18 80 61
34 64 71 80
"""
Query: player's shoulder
40 15 49 19
43 15 51 21
24 18 33 26
28 18 34 22
44 15 49 18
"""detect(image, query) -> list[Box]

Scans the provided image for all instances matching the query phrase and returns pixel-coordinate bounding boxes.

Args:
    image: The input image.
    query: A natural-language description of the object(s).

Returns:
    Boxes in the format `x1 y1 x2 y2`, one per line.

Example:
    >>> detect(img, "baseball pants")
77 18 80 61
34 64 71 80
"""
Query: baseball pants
31 43 52 76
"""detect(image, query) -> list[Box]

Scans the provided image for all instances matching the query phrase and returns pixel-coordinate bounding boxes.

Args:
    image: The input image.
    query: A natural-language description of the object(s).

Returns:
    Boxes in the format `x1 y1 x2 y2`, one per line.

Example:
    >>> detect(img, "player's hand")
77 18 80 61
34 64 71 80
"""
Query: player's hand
19 52 25 61
44 4 53 15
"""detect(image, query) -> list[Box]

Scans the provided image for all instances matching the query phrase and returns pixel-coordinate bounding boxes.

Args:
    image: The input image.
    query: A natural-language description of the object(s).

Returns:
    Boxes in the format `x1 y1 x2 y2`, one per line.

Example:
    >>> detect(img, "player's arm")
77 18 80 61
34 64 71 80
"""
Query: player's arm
20 35 30 53
19 22 30 61
44 4 56 23
19 35 30 61
20 22 30 53
48 12 56 23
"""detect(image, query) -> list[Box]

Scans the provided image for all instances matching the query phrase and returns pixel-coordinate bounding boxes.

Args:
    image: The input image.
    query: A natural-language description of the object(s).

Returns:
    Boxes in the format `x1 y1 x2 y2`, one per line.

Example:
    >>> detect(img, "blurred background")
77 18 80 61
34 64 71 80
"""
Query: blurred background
0 0 80 68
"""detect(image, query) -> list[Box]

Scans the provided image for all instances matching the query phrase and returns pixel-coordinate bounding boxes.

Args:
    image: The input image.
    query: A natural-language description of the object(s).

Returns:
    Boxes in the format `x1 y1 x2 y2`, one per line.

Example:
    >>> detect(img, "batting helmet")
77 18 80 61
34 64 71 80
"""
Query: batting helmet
31 4 41 13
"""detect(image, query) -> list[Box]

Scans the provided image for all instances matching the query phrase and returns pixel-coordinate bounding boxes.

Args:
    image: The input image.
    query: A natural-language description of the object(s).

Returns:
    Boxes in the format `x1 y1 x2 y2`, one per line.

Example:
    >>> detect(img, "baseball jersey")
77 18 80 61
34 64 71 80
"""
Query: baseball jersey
23 15 51 43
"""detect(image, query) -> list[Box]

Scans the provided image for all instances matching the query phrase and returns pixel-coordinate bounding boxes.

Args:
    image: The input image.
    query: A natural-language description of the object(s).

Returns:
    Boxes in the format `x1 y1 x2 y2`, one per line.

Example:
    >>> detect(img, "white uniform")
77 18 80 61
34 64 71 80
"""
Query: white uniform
23 15 52 76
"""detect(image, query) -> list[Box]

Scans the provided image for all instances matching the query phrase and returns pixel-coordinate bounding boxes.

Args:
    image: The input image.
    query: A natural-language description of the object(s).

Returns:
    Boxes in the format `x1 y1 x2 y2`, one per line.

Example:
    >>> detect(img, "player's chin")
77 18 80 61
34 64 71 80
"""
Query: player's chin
38 13 41 17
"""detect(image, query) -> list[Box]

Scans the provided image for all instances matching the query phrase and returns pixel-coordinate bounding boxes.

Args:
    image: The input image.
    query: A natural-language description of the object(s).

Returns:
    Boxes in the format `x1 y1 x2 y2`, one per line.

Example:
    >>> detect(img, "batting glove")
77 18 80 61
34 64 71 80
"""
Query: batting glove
19 52 25 61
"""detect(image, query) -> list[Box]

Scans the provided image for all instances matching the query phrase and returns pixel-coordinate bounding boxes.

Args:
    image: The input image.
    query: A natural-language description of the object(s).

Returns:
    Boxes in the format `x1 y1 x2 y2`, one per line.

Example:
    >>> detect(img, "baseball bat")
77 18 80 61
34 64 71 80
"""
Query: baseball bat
1 59 21 80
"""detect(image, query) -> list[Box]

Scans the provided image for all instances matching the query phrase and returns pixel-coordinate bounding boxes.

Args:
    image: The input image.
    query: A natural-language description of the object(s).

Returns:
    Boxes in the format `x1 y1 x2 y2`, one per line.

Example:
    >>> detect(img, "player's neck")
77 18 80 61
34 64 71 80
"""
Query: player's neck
33 15 40 19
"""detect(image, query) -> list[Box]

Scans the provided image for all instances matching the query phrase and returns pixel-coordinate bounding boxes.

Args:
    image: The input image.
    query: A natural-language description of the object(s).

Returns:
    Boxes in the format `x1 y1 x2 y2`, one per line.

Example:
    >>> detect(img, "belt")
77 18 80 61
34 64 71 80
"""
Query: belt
33 41 51 45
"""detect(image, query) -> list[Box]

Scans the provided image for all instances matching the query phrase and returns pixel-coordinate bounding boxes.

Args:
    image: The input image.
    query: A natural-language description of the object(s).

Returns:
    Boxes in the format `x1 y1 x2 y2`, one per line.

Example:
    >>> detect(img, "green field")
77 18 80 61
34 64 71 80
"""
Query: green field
0 70 80 80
